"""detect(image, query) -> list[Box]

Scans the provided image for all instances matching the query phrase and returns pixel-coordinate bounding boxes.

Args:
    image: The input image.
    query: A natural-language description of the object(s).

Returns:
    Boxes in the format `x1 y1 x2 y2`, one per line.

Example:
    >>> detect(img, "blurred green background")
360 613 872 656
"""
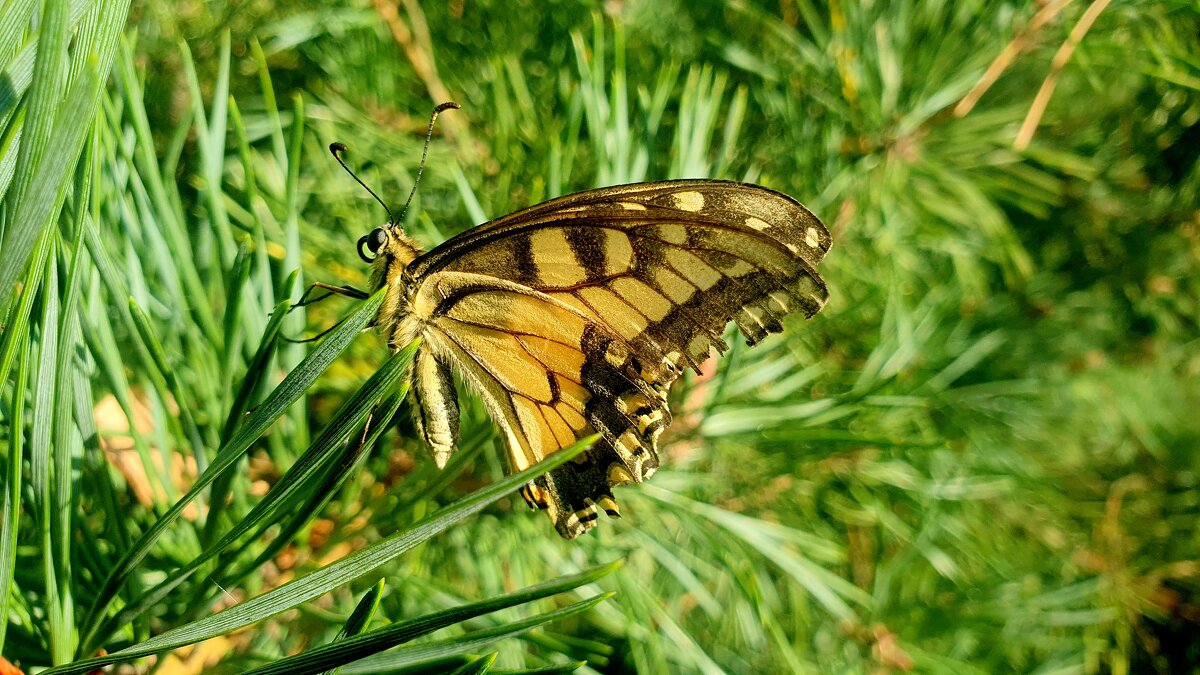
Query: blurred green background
2 0 1199 673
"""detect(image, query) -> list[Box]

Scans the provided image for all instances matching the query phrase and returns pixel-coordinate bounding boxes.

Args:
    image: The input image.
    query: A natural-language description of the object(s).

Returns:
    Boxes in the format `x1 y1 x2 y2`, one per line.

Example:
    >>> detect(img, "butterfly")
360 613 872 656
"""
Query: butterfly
336 106 831 538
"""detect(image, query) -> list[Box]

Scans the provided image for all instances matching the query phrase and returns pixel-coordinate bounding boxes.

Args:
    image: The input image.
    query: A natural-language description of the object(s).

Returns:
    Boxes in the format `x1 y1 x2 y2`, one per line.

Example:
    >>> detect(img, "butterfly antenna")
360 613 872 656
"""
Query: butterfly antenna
329 142 395 223
395 101 461 223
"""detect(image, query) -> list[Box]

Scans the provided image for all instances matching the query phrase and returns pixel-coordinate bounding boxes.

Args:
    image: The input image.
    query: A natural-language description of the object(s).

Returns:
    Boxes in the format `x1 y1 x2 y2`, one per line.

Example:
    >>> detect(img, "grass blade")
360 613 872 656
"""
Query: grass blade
245 563 620 675
339 593 614 674
77 288 385 655
53 434 597 674
96 342 417 642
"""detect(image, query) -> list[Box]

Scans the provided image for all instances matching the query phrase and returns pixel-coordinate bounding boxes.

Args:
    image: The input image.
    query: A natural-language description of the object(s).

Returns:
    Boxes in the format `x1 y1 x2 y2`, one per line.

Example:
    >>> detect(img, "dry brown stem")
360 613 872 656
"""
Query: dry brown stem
1015 0 1111 150
372 0 469 143
954 0 1074 118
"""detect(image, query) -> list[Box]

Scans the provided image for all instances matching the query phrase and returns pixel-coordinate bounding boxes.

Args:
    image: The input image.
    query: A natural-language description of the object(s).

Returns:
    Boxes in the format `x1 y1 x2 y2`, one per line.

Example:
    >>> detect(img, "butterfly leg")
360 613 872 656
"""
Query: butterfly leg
294 281 370 308
284 283 374 343
283 314 360 344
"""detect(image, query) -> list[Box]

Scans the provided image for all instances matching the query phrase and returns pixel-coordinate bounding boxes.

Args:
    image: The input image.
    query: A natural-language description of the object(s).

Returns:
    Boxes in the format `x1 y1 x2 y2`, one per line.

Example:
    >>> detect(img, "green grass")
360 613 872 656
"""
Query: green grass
2 1 1199 673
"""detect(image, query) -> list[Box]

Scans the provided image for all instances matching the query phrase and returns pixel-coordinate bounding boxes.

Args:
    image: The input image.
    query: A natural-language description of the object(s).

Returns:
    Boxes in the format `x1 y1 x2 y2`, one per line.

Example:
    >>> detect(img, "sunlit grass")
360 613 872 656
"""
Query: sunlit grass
2 1 1198 673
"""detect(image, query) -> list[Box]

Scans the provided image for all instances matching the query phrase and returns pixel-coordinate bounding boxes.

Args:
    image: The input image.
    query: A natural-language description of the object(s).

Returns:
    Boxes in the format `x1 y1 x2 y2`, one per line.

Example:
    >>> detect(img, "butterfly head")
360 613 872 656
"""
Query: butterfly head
358 222 422 269
357 226 388 262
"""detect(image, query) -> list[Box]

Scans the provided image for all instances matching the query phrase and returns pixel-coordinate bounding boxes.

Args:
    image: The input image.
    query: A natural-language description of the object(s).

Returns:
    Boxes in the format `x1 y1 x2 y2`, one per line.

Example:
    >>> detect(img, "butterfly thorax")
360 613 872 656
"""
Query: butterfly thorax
372 227 425 350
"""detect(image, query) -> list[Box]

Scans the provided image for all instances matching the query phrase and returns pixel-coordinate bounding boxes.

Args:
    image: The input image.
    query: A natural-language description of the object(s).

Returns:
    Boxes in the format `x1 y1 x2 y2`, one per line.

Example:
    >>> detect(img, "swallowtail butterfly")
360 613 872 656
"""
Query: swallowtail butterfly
338 104 830 538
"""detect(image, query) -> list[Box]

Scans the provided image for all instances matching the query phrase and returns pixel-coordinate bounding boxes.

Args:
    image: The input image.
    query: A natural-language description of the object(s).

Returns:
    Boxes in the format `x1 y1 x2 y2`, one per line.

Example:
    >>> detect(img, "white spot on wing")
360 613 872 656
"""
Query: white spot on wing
672 191 705 212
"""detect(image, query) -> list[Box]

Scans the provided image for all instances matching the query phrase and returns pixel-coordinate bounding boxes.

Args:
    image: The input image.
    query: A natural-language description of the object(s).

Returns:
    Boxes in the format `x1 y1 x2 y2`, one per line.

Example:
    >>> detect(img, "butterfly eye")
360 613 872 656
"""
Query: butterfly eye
357 227 386 262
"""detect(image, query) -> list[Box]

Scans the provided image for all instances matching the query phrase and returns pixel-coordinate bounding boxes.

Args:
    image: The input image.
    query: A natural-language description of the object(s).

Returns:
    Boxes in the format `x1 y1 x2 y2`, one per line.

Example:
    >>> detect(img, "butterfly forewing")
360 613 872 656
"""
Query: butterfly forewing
408 179 830 274
408 180 829 373
379 180 830 538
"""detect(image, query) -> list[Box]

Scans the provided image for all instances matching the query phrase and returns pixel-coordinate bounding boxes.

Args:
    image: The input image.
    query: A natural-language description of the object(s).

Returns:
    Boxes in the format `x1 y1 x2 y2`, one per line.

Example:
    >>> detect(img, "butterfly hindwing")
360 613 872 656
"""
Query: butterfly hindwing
408 272 669 538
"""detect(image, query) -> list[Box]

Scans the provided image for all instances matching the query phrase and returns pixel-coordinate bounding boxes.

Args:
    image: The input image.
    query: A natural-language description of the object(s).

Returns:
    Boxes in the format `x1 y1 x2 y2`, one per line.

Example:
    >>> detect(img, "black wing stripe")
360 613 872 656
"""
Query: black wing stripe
565 226 611 282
